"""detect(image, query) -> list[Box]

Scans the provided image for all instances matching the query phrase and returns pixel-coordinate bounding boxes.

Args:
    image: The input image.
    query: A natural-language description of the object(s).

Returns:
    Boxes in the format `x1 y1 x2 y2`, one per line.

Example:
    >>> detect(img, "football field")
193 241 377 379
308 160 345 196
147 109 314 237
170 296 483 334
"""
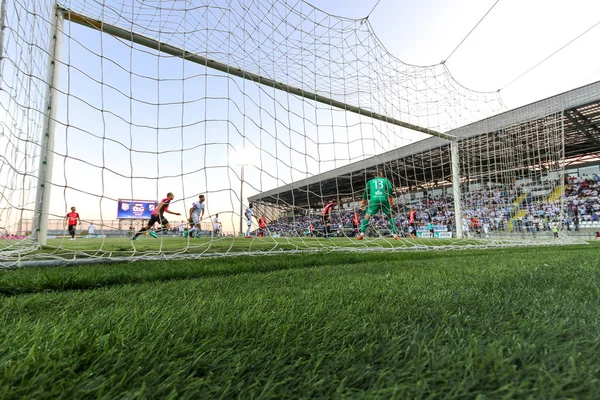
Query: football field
1 242 599 398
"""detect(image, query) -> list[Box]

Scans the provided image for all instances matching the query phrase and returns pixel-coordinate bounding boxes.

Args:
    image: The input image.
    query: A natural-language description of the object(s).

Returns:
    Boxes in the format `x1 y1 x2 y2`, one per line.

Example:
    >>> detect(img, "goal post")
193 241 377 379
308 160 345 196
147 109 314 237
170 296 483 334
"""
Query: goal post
59 8 455 142
0 0 578 267
30 5 64 246
29 6 459 248
451 140 463 239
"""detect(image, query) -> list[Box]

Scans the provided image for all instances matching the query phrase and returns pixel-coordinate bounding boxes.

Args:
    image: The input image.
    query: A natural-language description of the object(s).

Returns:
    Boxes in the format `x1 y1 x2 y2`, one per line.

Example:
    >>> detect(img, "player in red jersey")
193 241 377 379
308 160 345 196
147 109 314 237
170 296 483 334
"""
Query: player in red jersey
258 216 267 238
321 199 337 238
131 192 181 240
408 208 417 238
65 206 80 240
352 211 360 236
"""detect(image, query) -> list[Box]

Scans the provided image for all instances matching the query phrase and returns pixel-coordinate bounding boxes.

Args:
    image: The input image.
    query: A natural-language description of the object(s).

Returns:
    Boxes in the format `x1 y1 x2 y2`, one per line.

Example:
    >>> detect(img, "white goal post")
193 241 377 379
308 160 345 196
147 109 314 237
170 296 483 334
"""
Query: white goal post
0 0 579 267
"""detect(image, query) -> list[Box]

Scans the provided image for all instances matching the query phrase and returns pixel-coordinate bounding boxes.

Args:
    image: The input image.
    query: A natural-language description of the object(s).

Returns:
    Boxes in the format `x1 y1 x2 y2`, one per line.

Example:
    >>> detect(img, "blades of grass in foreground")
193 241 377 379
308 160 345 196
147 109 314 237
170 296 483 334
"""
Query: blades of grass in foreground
1 244 600 398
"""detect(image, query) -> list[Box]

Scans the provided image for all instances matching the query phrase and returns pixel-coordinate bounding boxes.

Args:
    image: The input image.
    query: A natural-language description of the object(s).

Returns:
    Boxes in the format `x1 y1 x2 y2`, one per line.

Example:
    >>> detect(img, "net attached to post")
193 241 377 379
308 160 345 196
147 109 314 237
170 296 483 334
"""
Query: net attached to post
0 0 576 267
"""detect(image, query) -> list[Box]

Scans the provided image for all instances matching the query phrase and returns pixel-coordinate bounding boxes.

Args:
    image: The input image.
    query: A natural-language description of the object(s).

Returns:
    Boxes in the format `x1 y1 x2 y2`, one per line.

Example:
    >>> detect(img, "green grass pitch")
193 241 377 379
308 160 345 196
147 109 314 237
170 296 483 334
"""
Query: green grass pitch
1 242 599 398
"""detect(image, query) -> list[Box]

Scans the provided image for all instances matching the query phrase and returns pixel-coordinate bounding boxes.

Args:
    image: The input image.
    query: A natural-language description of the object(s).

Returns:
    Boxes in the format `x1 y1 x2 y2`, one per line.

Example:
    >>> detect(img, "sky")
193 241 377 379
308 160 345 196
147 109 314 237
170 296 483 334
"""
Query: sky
311 0 600 107
2 0 600 235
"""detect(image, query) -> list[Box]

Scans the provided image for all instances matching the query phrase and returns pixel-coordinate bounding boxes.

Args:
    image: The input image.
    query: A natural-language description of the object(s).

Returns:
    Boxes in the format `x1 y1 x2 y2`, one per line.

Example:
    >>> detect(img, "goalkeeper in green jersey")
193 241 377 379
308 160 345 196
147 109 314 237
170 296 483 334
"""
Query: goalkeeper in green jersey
357 168 399 240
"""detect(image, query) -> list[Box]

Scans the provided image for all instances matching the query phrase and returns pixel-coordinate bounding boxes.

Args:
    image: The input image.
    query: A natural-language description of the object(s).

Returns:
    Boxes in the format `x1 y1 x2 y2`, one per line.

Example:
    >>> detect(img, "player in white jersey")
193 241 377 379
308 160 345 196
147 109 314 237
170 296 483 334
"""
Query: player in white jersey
482 221 490 239
461 217 470 238
188 194 205 238
245 203 254 238
212 214 222 237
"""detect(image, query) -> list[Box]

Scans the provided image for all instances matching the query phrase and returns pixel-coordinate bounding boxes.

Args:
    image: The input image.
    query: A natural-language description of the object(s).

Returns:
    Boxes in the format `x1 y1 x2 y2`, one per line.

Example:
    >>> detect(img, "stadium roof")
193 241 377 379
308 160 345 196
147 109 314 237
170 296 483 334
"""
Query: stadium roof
249 80 600 208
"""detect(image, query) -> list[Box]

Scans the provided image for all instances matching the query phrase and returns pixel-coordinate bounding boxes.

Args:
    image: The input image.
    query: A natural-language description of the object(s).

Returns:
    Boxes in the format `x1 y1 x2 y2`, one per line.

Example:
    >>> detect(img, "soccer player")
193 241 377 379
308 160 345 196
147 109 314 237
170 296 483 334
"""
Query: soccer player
551 221 559 239
357 169 399 240
408 208 417 238
132 192 180 240
321 199 337 238
188 194 205 238
88 223 95 237
212 214 222 237
482 221 490 239
258 215 267 238
352 211 360 237
66 207 80 240
462 216 470 238
245 203 254 238
471 216 480 238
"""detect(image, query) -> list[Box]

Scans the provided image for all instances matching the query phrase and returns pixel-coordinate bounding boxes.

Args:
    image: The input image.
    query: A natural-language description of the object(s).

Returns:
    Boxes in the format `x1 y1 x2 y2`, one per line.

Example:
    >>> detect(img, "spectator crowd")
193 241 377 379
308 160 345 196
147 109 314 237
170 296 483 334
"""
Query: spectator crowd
262 174 600 238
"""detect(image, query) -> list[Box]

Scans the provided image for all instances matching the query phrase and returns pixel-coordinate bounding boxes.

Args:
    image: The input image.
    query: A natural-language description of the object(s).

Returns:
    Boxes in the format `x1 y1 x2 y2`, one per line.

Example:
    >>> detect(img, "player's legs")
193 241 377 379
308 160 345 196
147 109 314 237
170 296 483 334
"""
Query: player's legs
358 203 379 239
153 217 170 237
133 216 158 239
322 215 330 237
381 203 398 238
386 214 399 238
191 214 200 226
158 216 170 231
356 214 370 240
68 224 76 239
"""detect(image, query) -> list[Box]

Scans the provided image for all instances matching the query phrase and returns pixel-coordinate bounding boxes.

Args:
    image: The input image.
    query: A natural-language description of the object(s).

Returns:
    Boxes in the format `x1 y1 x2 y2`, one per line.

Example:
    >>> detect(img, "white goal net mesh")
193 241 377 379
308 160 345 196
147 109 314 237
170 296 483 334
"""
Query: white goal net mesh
0 0 574 266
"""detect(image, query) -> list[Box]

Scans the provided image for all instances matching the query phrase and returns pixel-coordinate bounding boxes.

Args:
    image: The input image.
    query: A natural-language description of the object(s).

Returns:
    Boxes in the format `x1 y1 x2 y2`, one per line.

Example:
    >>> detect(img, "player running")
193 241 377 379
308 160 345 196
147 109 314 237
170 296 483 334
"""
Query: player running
357 169 399 241
131 192 180 240
188 194 205 238
65 206 80 240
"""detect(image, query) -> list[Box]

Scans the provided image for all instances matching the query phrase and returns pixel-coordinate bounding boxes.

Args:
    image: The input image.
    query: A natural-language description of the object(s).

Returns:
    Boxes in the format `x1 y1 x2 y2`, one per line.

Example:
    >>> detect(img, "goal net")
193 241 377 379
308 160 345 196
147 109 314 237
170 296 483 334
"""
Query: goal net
0 0 573 266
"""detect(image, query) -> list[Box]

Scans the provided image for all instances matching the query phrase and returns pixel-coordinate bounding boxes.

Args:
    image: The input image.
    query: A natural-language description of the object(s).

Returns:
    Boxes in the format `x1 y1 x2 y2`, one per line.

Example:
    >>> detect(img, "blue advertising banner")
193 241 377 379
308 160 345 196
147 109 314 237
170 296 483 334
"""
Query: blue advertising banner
117 199 156 219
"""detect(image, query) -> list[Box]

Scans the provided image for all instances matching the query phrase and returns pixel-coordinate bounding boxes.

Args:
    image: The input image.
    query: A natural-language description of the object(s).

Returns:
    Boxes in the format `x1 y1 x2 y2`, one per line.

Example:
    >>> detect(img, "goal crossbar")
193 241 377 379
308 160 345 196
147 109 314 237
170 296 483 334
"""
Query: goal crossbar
58 7 456 142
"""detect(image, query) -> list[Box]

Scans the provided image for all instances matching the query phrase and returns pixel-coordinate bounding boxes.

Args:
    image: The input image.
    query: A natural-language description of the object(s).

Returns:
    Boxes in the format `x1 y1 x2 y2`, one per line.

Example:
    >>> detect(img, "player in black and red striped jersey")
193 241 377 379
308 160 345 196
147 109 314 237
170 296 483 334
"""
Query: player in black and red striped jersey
131 192 181 240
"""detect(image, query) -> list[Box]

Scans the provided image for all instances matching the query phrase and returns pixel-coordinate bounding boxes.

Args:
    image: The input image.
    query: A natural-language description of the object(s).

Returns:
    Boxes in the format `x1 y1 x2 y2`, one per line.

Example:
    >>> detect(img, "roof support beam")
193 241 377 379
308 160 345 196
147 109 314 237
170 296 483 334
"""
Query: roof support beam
564 109 600 148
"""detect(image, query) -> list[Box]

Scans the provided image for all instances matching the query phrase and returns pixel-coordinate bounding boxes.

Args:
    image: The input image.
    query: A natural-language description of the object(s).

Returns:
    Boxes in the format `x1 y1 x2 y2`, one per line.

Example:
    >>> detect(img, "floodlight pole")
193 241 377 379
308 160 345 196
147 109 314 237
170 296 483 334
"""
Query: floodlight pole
451 140 463 239
31 5 63 245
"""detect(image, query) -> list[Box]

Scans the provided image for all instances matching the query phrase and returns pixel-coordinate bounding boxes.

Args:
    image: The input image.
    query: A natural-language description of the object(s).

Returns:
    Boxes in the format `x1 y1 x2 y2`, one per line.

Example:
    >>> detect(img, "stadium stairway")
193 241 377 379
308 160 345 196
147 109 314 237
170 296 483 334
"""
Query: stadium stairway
512 193 527 210
547 185 567 203
507 186 567 231
508 209 527 232
507 194 528 232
